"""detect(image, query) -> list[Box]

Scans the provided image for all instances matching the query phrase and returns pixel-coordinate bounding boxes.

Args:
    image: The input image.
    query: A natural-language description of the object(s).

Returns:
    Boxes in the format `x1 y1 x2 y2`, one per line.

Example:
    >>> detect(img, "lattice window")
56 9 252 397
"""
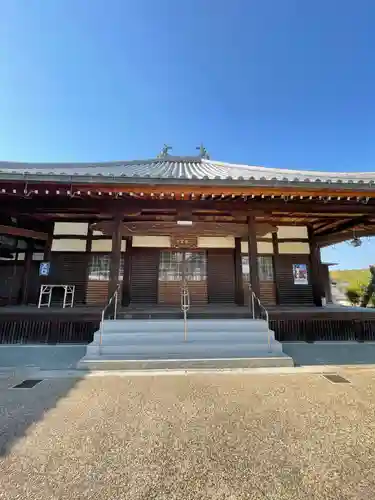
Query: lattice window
242 255 274 282
258 256 274 281
184 251 207 281
158 251 183 282
242 255 250 281
158 251 207 282
88 254 124 281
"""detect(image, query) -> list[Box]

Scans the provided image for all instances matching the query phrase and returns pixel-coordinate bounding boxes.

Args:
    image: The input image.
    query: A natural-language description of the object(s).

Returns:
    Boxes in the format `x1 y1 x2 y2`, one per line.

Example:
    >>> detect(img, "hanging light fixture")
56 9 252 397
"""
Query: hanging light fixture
177 220 193 226
350 237 362 247
349 229 362 247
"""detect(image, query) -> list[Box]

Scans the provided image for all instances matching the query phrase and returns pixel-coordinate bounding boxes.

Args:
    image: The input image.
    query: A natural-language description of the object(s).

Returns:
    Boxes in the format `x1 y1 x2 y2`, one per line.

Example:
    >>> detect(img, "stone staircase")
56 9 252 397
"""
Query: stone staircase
78 319 294 370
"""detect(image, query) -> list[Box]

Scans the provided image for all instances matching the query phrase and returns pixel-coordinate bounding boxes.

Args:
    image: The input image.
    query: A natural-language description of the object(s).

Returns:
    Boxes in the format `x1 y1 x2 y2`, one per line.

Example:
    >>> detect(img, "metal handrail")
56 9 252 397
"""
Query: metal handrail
248 284 271 352
99 283 121 346
181 281 190 341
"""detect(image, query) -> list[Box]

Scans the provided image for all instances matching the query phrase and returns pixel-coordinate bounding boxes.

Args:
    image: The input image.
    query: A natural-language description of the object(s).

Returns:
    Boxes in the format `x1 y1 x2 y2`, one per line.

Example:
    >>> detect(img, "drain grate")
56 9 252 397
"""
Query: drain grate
323 374 351 384
12 379 43 389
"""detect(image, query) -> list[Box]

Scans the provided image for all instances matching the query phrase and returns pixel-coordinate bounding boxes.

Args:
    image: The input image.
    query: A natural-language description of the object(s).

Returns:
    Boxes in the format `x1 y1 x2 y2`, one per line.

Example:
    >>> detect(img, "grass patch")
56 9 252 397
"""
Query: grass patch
330 268 370 290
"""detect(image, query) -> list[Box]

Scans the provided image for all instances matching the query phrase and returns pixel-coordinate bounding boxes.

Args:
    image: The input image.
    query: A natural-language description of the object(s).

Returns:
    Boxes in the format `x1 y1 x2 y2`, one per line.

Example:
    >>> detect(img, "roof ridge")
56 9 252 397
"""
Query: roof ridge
0 155 203 168
0 158 157 168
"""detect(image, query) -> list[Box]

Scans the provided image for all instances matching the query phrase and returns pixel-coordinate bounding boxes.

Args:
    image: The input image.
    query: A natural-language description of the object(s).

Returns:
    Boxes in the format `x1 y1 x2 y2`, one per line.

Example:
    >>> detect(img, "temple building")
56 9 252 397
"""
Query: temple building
0 150 375 350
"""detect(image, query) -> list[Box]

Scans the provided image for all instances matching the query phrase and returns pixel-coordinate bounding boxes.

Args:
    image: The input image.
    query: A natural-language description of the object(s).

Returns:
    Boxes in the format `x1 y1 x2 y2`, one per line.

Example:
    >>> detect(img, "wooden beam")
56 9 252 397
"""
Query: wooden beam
92 220 278 238
313 220 337 231
0 224 48 241
317 226 375 247
314 215 369 237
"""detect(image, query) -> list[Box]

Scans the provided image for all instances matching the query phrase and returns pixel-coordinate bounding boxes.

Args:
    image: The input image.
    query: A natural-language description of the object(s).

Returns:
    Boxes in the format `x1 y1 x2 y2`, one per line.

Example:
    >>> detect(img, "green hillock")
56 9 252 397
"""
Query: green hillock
330 268 370 290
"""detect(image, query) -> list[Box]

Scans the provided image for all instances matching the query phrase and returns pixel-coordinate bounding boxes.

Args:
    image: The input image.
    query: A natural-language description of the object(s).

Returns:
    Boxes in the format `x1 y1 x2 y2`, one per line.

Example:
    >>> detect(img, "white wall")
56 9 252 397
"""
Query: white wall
51 239 86 252
53 222 88 236
198 236 235 248
132 235 171 247
278 242 310 254
241 241 274 254
277 225 308 239
91 239 127 252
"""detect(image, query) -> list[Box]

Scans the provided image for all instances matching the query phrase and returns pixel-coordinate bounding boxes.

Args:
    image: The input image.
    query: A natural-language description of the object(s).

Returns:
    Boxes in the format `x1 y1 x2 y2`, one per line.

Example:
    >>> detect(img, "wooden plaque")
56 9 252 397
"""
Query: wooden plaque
171 235 198 249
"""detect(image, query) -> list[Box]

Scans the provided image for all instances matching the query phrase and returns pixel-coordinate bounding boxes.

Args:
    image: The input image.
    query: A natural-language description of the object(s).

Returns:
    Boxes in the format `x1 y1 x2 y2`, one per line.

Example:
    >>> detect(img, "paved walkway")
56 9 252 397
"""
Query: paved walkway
1 369 375 499
282 342 375 366
1 342 375 371
0 345 87 370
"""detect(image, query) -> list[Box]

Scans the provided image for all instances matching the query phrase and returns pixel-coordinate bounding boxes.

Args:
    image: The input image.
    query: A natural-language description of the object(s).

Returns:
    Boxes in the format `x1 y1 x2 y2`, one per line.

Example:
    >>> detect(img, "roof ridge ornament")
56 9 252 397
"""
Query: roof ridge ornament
158 144 172 158
196 143 210 159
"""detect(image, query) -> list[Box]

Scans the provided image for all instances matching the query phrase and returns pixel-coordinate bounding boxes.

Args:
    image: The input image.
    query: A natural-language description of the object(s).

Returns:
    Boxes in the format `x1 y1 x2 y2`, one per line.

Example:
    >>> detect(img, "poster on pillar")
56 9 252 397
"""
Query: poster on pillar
292 264 308 285
39 262 51 277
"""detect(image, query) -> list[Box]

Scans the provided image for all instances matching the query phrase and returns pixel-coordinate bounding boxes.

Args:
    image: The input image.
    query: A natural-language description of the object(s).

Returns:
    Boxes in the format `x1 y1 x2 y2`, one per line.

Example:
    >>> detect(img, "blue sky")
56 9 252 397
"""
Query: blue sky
1 0 375 269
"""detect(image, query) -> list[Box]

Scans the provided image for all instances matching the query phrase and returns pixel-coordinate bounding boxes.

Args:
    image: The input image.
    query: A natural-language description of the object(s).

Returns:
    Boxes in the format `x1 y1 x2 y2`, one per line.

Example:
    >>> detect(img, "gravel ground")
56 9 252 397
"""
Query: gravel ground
1 370 375 499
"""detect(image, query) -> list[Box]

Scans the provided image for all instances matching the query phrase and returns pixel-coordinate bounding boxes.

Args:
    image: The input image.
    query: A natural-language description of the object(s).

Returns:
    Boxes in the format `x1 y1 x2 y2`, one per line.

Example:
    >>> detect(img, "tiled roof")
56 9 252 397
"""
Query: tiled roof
0 156 374 185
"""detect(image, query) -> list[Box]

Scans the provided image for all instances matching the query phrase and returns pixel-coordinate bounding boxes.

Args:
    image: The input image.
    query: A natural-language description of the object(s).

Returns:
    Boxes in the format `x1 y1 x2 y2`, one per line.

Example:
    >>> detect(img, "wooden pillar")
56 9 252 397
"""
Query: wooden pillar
84 223 93 305
234 237 244 306
320 263 333 303
108 216 122 300
20 240 33 305
121 236 132 306
43 222 54 262
272 232 280 305
308 227 323 307
247 215 260 297
86 224 93 253
40 224 53 290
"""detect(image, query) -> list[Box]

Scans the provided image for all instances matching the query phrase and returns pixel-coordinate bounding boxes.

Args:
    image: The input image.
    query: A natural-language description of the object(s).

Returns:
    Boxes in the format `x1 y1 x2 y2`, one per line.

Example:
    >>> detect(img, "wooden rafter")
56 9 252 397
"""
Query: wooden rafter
317 226 375 247
314 216 369 237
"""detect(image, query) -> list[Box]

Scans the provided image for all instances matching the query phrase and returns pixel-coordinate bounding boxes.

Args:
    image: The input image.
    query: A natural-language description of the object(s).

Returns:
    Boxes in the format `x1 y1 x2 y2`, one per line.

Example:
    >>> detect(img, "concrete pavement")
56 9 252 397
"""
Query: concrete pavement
2 342 375 371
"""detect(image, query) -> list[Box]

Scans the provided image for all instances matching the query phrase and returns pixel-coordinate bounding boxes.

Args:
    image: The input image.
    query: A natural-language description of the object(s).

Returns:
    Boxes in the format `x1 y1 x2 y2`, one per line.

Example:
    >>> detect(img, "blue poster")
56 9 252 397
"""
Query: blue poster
39 262 50 277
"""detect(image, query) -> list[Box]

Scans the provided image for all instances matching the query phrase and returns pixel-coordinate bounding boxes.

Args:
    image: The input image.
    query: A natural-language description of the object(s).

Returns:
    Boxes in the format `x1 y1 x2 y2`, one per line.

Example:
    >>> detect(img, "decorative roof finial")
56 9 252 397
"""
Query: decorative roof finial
158 144 172 158
196 143 210 159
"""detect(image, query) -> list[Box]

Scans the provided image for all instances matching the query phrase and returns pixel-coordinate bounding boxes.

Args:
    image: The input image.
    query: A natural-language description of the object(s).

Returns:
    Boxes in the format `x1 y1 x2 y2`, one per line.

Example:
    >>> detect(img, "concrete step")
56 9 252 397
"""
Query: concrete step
78 318 293 371
118 311 253 320
101 319 269 334
85 341 283 357
93 329 275 344
78 353 294 370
